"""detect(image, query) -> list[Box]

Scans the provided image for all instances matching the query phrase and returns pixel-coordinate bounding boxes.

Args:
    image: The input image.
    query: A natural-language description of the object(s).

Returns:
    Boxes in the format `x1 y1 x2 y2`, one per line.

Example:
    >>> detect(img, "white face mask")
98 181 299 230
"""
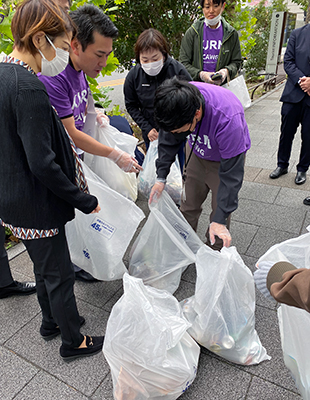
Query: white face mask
141 58 164 76
205 13 222 27
38 36 69 76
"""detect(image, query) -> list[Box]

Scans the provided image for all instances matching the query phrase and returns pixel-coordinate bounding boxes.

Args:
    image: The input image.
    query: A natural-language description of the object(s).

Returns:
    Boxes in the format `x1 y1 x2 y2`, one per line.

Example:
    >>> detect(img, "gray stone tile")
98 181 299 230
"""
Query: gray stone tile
254 169 310 191
230 221 259 255
0 346 39 399
302 211 310 232
8 250 35 280
14 370 89 400
0 291 40 345
7 242 26 261
5 303 110 397
102 287 123 313
246 376 301 399
180 352 251 399
174 278 195 303
233 199 306 235
245 227 298 259
242 306 298 393
91 373 114 399
181 263 196 285
244 166 262 182
275 187 310 208
74 278 122 309
245 150 281 170
238 181 281 204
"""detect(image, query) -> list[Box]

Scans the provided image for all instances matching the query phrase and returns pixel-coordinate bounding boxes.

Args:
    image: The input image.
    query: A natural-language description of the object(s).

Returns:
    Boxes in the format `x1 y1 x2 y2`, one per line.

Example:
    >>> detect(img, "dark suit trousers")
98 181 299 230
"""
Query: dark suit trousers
23 226 83 348
277 99 310 172
0 225 14 288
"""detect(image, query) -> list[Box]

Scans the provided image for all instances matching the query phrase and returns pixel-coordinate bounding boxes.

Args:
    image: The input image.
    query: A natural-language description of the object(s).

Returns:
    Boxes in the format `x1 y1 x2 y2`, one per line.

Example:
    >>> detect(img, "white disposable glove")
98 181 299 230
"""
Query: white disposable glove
149 179 166 204
217 68 228 83
108 148 141 173
96 111 110 128
199 71 214 84
209 221 231 247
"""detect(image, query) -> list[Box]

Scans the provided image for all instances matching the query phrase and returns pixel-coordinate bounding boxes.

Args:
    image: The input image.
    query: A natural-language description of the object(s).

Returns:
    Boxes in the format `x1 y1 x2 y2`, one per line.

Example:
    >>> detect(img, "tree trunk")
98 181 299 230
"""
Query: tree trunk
306 3 310 24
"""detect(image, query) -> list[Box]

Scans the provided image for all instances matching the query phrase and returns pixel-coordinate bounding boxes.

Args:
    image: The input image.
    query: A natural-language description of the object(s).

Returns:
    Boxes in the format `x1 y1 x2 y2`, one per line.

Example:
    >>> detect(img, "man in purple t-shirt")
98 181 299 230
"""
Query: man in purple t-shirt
39 4 142 281
149 78 251 250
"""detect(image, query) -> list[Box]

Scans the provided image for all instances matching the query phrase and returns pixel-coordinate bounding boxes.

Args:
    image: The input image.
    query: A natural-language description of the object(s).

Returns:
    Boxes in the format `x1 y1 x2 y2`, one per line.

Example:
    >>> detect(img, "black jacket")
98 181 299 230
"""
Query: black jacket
123 56 191 145
0 63 97 230
280 24 310 105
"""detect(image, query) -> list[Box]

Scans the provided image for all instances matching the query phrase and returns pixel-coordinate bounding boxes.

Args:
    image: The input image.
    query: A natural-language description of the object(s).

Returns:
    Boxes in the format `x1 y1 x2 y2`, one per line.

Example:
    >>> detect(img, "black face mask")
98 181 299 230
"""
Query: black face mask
170 118 197 142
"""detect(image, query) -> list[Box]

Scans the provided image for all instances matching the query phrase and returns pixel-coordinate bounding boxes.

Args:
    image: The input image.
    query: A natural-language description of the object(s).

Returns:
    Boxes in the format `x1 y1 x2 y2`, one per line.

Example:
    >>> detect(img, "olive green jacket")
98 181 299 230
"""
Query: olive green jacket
179 17 242 82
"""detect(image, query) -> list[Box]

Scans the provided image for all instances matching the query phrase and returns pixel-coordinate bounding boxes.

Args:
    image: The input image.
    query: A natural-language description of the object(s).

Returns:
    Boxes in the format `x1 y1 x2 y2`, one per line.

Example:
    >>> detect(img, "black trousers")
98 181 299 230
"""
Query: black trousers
23 226 83 348
0 225 14 288
277 100 310 172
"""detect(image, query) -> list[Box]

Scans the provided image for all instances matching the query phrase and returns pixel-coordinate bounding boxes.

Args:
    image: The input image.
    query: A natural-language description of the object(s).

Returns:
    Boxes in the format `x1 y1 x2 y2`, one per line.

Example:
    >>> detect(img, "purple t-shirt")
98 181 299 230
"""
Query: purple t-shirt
188 81 251 161
38 63 90 131
203 22 223 72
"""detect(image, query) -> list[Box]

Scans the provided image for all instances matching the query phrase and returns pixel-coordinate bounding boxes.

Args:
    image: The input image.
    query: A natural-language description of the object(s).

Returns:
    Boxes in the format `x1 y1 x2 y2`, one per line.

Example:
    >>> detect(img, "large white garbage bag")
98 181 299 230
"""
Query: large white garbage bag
278 305 310 400
84 123 138 202
66 162 145 281
138 140 182 205
257 228 310 397
103 274 200 400
128 191 203 294
181 245 270 365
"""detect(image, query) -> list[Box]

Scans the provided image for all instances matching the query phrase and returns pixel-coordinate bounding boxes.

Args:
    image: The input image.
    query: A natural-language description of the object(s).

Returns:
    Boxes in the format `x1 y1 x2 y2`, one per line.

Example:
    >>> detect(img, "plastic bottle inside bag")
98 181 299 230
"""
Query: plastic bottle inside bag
209 335 235 352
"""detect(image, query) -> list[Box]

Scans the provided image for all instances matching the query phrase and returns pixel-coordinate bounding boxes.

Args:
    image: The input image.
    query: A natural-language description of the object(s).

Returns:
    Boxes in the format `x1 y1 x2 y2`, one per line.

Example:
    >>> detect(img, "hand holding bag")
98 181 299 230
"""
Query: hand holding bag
181 245 270 365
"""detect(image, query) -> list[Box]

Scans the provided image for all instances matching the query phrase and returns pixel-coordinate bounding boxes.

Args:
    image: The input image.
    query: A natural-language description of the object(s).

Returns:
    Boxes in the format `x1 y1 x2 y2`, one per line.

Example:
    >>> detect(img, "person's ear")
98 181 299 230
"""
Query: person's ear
222 2 226 10
71 37 82 55
32 31 46 51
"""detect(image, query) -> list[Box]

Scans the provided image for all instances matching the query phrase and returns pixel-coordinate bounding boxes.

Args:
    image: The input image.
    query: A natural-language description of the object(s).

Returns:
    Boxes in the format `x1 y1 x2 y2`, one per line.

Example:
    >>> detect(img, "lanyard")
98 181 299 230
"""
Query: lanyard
182 110 204 183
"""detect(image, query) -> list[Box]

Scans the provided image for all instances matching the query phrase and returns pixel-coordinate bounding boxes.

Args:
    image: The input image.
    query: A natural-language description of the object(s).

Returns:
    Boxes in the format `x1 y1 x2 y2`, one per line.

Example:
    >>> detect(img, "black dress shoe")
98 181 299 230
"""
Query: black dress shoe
269 167 288 179
295 171 306 185
75 269 98 282
0 280 36 299
60 335 104 362
40 316 86 341
303 196 310 205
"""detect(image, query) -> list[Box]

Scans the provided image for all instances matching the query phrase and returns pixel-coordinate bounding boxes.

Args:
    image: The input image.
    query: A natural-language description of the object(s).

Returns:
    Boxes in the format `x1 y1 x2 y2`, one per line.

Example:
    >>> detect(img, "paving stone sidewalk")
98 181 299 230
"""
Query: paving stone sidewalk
1 82 308 399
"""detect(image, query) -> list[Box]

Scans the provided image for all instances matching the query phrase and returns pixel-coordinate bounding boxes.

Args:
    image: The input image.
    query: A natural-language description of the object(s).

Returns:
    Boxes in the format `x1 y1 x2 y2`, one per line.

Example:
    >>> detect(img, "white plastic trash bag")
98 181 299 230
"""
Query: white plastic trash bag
65 162 145 280
181 245 270 365
84 123 138 202
222 75 251 109
278 305 310 400
256 228 310 397
103 273 200 400
256 227 310 269
138 140 182 205
128 191 203 294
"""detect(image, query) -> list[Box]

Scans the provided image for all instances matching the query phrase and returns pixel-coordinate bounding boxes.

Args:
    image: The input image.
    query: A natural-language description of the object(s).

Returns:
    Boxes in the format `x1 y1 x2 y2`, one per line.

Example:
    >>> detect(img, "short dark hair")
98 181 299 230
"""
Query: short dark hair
70 4 118 51
200 0 224 7
154 77 202 132
11 0 75 56
134 28 170 63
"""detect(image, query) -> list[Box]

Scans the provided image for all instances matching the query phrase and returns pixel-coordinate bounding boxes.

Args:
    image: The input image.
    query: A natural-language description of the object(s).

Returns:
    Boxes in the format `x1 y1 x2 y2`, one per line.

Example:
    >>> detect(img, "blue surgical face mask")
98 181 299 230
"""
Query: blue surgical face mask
38 35 69 76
